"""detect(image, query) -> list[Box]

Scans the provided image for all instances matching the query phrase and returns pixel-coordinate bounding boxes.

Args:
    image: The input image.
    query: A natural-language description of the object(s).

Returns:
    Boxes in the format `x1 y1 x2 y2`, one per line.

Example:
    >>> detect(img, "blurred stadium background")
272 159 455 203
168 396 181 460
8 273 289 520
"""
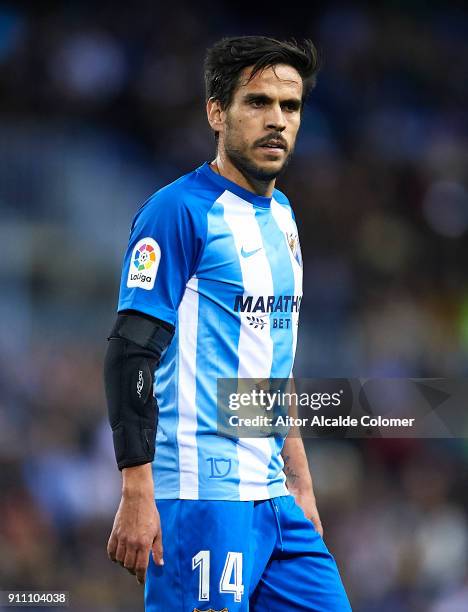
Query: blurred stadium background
1 1 468 610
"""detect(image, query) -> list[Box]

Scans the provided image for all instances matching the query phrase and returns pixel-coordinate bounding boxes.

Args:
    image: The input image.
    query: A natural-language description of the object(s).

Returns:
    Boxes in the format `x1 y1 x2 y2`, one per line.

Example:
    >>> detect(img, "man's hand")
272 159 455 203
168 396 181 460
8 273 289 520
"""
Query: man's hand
293 488 323 537
107 464 163 585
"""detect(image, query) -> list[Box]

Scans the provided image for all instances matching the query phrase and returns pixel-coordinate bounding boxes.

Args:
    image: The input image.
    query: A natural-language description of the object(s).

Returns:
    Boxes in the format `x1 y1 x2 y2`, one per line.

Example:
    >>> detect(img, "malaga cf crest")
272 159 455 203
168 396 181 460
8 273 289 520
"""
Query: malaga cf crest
286 232 302 267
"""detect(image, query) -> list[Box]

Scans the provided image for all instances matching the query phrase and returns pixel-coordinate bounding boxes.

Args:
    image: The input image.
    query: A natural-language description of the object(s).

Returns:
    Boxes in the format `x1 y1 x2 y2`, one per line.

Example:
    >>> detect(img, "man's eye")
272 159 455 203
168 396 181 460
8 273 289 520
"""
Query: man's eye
250 99 265 107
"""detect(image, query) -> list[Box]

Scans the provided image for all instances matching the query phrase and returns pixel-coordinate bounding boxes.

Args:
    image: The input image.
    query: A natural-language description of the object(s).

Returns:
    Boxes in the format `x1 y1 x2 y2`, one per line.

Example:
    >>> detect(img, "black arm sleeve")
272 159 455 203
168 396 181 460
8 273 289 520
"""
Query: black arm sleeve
103 310 175 470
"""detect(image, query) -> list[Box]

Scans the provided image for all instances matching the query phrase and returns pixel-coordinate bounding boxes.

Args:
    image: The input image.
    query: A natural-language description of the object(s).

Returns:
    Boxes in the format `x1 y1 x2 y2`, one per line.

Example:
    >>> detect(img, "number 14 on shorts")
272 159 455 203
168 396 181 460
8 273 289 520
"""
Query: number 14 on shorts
192 551 244 602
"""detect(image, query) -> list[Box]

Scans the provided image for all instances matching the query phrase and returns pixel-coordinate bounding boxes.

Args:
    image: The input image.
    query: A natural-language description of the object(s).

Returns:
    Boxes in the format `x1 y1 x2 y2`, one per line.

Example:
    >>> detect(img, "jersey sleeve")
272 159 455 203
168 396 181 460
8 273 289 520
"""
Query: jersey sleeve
117 191 206 326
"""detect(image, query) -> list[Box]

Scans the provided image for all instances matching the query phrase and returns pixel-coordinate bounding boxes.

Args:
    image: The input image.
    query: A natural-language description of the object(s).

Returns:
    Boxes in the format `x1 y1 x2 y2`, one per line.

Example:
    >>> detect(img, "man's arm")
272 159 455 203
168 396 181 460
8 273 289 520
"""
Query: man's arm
281 378 323 536
104 310 174 583
105 190 203 582
281 435 323 536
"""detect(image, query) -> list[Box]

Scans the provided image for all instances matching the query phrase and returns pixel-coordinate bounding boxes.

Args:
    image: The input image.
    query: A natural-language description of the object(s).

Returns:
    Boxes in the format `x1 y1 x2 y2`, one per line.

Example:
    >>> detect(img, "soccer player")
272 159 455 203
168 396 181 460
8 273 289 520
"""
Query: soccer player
104 36 351 611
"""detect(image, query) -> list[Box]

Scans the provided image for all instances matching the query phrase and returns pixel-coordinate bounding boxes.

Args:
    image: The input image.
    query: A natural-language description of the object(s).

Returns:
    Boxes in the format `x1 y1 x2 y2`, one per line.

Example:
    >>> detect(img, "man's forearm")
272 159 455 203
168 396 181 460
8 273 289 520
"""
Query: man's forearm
282 434 323 534
282 435 313 494
104 311 175 470
282 377 314 494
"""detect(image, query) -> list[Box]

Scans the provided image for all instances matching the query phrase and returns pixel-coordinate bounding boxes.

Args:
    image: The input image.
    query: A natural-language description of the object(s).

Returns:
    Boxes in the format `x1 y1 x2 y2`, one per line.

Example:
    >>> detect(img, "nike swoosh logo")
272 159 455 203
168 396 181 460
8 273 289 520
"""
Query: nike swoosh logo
241 246 262 258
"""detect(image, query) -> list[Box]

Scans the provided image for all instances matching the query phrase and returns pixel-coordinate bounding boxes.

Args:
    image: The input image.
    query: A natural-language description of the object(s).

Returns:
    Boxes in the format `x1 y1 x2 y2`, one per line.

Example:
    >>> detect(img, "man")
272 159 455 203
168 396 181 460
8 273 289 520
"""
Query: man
104 36 351 611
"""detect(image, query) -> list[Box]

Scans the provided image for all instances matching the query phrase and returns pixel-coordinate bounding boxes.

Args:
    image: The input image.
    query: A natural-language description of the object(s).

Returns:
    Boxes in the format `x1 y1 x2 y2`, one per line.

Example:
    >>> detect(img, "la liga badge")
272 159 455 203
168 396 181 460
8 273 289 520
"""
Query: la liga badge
127 237 160 290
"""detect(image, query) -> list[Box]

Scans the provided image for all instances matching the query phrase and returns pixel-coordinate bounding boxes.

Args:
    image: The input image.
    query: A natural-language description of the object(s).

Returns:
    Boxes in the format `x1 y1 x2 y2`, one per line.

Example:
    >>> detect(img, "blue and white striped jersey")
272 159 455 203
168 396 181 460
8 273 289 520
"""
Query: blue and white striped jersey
118 162 303 501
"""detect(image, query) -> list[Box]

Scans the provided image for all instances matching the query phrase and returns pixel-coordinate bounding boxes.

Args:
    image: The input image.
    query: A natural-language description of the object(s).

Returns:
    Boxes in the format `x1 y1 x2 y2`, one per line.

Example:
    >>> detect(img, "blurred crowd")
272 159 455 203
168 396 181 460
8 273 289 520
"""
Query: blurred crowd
0 1 468 610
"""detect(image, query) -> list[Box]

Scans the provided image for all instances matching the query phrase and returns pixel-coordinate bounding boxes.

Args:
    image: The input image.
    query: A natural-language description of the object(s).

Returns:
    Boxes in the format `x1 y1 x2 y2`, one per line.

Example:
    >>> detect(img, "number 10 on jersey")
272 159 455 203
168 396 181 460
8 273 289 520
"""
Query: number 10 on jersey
192 550 244 602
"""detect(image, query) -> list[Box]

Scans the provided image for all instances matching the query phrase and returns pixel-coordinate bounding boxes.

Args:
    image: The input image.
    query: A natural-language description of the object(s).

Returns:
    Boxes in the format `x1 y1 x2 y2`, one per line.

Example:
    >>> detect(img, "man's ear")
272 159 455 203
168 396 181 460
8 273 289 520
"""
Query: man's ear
206 97 225 135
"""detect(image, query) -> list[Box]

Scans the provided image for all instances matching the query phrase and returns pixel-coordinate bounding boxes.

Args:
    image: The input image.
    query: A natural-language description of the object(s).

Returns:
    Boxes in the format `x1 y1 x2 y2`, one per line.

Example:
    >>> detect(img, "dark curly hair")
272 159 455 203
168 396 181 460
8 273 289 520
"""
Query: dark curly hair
204 35 320 111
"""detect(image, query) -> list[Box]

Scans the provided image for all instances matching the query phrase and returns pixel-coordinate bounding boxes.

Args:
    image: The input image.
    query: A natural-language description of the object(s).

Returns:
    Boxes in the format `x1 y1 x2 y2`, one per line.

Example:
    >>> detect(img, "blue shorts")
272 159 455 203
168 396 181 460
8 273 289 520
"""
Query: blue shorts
145 494 351 611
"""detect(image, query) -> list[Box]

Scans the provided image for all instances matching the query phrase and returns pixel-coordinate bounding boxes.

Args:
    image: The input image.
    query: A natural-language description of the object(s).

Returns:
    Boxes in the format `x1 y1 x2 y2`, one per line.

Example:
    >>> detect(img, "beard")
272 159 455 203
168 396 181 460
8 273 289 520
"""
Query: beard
223 127 294 183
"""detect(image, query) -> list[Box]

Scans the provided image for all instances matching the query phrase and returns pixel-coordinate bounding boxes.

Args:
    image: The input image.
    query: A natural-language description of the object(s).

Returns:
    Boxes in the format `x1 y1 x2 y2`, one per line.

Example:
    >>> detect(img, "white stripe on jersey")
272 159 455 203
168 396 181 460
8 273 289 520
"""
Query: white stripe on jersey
176 276 199 498
220 191 274 500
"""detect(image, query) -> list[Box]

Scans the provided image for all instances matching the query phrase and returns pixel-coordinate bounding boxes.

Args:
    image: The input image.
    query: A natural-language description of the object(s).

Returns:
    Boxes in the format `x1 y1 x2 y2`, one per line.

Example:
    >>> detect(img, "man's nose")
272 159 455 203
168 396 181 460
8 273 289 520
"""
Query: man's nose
265 104 286 131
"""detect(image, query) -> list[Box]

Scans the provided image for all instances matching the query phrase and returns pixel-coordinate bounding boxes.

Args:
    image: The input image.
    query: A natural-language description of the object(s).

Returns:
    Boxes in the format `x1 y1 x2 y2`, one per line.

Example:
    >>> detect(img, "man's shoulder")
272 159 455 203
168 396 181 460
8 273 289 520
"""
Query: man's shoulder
135 164 217 222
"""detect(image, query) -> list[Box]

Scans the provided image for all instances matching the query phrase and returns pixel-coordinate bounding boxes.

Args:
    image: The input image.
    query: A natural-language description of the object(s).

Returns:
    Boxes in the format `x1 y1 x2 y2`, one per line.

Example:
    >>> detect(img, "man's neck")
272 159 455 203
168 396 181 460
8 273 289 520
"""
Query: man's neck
211 154 275 198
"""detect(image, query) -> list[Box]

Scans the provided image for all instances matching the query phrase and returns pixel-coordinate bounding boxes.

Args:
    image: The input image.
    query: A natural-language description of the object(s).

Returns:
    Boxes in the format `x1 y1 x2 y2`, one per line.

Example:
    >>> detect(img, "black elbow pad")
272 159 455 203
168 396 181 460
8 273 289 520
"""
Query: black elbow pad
104 311 175 470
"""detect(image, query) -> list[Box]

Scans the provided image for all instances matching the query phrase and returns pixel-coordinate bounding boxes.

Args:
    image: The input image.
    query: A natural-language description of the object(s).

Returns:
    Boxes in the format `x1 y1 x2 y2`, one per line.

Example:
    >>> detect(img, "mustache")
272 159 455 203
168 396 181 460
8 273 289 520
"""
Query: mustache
255 135 288 150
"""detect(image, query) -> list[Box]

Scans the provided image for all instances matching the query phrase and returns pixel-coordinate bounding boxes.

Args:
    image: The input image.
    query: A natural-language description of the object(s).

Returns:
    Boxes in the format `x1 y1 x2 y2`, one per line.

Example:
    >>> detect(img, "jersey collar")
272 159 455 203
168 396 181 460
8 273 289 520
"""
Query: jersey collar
199 162 273 208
